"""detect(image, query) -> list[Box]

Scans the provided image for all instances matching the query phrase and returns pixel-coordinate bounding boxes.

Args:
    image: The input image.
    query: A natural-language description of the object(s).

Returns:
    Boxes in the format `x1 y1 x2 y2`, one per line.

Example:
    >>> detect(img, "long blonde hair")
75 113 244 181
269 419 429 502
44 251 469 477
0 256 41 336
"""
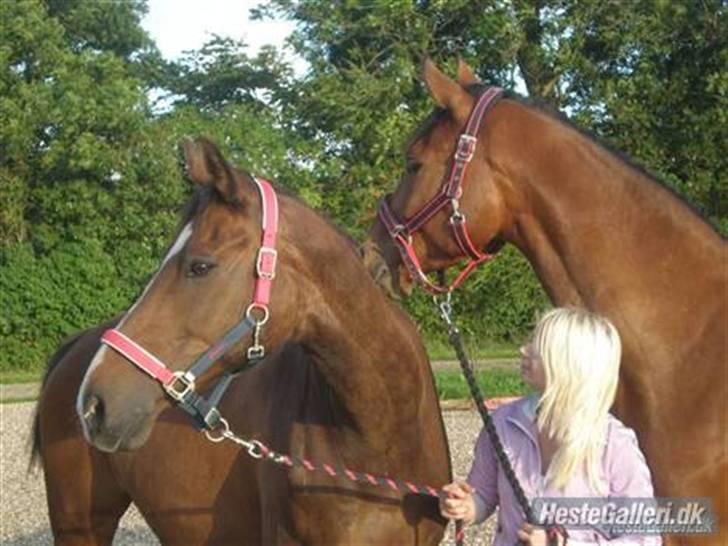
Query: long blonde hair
533 307 621 495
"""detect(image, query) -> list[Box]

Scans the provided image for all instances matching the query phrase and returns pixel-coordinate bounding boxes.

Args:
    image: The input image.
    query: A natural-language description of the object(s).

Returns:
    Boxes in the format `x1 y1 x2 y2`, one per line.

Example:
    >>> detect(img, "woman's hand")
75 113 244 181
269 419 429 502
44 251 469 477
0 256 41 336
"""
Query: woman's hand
517 523 566 546
439 481 477 524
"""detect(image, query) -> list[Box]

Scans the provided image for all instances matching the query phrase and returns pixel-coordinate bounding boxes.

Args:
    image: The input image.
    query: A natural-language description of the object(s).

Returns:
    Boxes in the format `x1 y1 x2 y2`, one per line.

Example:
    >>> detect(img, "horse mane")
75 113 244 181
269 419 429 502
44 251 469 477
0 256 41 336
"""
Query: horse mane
464 83 720 234
28 328 88 471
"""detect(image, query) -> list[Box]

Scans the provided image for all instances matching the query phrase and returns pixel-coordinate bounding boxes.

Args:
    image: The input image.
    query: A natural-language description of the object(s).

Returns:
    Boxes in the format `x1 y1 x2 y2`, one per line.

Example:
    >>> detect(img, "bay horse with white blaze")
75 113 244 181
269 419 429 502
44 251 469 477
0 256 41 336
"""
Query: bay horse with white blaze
35 321 336 544
40 137 451 544
362 60 727 546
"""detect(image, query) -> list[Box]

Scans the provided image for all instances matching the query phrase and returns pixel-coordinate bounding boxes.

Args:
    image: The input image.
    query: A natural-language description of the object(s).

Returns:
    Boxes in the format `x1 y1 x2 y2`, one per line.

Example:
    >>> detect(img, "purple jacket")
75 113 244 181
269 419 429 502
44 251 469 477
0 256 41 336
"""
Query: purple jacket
467 395 661 545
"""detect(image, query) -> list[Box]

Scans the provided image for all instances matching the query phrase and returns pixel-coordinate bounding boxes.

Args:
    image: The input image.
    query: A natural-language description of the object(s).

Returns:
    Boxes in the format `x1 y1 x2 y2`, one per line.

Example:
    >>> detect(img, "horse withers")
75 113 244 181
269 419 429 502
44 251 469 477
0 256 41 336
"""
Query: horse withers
362 59 727 546
37 137 451 545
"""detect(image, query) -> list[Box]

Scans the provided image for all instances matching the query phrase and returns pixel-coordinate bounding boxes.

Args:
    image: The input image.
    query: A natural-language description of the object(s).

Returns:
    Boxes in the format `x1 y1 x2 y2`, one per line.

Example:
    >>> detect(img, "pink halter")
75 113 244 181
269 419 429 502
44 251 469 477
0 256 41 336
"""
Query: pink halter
98 177 279 429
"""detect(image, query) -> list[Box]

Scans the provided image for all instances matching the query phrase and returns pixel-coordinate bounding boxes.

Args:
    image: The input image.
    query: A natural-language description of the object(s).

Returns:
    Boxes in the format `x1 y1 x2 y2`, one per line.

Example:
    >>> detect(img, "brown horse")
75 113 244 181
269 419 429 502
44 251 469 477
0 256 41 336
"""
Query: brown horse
35 137 451 545
35 320 316 545
362 60 727 546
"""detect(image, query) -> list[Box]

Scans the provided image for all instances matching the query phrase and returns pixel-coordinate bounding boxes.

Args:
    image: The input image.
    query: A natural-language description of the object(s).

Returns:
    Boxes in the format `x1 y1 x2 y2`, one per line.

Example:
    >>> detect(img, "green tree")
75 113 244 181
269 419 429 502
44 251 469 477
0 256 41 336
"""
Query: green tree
46 0 153 59
0 0 185 370
160 36 292 111
254 0 725 345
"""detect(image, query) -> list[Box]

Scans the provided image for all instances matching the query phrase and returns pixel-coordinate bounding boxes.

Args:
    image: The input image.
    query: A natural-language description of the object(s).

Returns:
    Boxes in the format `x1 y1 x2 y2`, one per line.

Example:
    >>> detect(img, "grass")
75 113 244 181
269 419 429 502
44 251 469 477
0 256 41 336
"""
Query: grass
425 339 518 361
0 396 38 404
434 369 529 400
0 369 526 405
0 343 519 386
0 370 43 384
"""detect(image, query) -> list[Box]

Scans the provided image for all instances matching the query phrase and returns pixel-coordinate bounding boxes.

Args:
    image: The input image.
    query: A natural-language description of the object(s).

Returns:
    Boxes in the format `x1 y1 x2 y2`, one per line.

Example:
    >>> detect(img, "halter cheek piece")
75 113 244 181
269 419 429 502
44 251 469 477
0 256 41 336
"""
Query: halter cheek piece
99 177 279 430
378 87 504 294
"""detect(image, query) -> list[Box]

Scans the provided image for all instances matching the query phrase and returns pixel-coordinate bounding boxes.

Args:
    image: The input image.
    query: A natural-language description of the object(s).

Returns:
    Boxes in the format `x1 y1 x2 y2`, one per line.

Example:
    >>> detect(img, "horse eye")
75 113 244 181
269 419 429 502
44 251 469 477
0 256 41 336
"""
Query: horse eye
405 160 421 175
187 260 216 278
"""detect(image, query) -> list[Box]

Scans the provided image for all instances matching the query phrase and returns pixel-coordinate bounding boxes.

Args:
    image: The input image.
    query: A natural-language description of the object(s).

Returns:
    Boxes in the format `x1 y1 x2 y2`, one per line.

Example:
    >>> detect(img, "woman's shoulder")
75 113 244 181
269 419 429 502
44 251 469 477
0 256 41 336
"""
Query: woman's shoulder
605 414 640 445
490 394 537 425
604 414 648 468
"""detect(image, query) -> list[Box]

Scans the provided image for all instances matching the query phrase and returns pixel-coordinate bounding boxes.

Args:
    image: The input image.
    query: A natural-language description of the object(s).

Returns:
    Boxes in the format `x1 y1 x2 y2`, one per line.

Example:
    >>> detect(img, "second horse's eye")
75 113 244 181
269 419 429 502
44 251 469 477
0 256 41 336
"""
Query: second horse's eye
405 160 421 175
187 260 216 278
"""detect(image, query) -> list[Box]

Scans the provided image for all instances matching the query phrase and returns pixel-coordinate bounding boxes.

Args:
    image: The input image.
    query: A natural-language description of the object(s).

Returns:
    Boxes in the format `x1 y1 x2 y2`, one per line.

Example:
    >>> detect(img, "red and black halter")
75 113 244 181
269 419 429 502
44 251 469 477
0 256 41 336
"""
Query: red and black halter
378 87 504 294
99 176 279 430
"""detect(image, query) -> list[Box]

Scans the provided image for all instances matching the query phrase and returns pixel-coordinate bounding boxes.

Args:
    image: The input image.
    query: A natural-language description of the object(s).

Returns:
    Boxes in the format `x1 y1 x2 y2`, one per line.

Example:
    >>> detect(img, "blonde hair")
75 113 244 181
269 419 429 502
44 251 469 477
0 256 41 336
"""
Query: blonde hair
533 307 621 495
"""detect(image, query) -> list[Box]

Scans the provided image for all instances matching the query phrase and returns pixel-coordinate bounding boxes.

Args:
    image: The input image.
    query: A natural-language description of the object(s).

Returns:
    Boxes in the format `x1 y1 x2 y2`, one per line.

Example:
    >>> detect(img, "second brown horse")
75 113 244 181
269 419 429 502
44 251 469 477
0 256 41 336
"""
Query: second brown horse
364 60 726 546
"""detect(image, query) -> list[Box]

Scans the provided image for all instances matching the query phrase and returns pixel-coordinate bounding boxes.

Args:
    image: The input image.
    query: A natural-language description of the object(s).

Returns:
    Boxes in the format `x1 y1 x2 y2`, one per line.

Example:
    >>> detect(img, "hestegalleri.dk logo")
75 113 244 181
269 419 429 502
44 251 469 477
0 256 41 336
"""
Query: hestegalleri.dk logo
532 498 717 535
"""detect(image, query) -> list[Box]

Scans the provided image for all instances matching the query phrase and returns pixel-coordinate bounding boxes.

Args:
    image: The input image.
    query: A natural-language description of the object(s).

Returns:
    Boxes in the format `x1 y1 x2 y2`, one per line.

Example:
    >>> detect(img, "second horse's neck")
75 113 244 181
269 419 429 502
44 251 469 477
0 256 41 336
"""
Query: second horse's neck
487 100 723 314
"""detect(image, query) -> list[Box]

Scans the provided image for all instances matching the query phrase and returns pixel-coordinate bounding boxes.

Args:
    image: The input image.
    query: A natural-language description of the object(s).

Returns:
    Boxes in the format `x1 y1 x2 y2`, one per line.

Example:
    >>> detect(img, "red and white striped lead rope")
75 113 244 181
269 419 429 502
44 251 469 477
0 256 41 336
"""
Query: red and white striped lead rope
205 417 469 543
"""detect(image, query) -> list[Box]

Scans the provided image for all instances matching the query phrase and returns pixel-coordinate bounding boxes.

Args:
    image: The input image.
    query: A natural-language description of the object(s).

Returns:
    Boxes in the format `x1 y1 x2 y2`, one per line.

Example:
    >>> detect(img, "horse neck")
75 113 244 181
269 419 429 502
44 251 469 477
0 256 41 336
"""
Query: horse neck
289 206 436 453
484 101 724 360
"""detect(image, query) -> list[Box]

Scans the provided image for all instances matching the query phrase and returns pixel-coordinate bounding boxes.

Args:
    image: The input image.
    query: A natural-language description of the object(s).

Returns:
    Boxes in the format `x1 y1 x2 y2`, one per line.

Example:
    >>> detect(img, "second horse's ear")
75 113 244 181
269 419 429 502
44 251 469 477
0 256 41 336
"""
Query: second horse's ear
181 137 254 208
456 59 480 87
421 58 473 125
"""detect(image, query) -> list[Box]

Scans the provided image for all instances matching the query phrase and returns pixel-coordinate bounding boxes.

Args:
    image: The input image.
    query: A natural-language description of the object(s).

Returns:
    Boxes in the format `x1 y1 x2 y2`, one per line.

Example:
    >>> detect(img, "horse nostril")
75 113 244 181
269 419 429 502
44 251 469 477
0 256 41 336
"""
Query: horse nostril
82 394 104 433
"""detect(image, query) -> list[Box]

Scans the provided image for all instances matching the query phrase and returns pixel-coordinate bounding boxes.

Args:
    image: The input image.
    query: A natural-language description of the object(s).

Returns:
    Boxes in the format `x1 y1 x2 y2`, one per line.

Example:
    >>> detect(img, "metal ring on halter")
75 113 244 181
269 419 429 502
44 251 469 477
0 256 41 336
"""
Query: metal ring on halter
391 224 407 237
450 212 465 225
245 303 270 325
204 416 231 443
391 224 413 245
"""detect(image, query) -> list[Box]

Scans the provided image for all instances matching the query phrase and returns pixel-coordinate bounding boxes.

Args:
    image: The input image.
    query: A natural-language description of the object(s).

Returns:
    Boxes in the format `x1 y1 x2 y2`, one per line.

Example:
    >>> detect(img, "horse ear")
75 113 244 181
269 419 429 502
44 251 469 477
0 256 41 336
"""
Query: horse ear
181 137 251 207
456 59 480 86
421 58 472 124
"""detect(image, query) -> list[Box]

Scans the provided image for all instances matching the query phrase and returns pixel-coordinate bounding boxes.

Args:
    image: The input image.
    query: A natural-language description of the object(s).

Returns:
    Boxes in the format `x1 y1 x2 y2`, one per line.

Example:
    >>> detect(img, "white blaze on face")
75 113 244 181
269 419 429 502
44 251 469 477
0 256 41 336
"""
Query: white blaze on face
76 223 194 438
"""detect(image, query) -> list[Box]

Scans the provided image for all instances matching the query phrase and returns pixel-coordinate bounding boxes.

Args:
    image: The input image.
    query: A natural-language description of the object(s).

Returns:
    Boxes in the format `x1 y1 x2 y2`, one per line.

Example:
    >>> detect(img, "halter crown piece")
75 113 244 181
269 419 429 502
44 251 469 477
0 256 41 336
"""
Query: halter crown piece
99 177 279 430
378 87 504 294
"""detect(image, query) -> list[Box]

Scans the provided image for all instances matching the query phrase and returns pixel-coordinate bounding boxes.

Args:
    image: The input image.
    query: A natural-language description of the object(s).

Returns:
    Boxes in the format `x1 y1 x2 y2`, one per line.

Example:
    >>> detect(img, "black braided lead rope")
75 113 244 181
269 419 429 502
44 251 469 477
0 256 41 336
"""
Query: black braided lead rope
438 297 569 546
434 296 537 524
447 325 537 525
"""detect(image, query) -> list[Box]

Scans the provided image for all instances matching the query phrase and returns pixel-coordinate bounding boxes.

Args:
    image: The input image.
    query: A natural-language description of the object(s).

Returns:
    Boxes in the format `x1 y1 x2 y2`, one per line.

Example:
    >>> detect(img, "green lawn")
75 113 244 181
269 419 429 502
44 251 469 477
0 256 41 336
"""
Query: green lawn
0 370 43 384
1 342 519 385
434 369 529 400
1 367 526 405
425 339 518 361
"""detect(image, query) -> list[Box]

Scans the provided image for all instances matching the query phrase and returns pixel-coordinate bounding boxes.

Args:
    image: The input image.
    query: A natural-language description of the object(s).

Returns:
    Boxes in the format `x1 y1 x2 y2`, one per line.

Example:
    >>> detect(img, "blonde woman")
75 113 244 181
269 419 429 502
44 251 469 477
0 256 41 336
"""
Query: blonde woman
440 307 660 545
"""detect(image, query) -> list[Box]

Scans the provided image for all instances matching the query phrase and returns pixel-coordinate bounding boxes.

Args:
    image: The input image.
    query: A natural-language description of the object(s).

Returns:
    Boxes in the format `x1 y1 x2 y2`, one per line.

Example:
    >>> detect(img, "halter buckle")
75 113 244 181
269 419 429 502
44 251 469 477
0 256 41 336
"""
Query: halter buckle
256 247 277 280
455 134 477 162
165 371 196 402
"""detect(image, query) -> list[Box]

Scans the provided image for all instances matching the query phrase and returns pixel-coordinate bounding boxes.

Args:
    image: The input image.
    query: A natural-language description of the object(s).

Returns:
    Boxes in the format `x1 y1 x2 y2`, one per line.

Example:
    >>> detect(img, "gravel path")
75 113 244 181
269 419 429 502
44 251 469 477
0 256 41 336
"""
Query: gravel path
1 402 496 545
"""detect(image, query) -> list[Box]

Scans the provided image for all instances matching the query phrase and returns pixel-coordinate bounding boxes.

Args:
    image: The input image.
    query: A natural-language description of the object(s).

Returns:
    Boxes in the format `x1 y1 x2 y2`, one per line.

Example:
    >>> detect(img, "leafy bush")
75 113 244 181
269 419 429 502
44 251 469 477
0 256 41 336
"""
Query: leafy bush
404 245 550 350
0 240 138 371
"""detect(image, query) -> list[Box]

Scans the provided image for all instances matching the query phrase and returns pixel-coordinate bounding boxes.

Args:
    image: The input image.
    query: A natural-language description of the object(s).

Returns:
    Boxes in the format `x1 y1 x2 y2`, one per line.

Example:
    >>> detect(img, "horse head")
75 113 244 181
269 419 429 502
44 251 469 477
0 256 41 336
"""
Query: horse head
77 138 319 452
363 59 510 299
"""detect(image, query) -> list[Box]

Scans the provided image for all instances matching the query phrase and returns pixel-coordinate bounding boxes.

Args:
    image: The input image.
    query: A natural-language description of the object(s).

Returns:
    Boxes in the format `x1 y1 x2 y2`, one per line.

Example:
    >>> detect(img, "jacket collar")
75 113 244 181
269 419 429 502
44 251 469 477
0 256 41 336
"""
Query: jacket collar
506 393 540 445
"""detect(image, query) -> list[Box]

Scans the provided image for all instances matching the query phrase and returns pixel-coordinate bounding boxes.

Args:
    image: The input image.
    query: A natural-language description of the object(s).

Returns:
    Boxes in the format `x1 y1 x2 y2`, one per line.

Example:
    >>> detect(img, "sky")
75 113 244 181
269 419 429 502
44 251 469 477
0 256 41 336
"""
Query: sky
142 0 299 64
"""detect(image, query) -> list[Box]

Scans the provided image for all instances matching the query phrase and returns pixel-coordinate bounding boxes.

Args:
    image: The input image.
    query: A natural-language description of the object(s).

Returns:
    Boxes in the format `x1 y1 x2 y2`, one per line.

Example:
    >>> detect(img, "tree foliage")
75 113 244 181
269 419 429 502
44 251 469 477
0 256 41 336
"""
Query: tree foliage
1 0 725 371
